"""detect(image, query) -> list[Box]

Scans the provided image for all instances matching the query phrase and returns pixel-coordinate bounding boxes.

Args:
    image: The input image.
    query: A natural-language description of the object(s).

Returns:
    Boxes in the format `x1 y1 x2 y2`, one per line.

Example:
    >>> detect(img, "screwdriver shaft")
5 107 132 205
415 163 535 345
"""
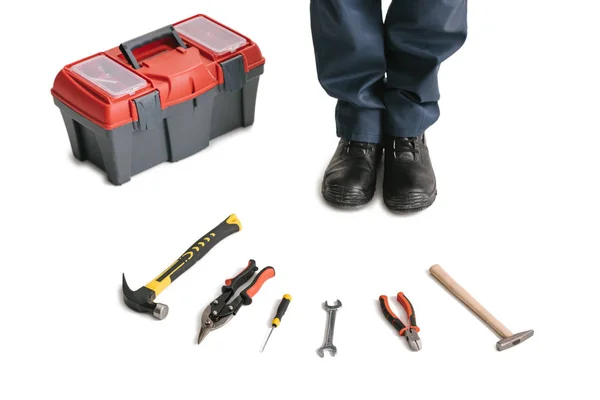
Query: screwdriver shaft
260 327 275 353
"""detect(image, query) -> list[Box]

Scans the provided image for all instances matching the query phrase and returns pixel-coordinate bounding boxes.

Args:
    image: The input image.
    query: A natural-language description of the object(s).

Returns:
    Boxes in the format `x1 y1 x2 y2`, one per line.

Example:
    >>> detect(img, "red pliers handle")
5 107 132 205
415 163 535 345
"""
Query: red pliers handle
379 292 421 351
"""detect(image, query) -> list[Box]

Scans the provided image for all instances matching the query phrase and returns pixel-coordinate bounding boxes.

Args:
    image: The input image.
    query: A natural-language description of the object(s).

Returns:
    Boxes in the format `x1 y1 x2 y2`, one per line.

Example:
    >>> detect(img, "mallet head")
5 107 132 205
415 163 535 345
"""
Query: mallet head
496 330 534 351
122 274 169 320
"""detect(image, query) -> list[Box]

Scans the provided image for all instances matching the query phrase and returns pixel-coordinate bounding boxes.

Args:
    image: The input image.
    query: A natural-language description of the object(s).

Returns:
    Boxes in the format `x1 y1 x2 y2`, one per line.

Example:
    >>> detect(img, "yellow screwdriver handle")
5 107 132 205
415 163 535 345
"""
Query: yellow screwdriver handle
272 294 292 327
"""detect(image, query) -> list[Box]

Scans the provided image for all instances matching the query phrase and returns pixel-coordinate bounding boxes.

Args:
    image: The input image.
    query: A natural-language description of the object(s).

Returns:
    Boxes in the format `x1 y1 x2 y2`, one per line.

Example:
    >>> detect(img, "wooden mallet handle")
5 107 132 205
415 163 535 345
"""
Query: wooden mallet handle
429 264 513 338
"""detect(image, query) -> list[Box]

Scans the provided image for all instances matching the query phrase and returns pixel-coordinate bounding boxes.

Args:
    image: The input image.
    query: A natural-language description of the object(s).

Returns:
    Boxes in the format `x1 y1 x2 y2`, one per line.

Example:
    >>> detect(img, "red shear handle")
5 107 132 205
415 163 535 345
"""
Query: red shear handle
241 267 275 305
397 292 419 332
224 259 257 288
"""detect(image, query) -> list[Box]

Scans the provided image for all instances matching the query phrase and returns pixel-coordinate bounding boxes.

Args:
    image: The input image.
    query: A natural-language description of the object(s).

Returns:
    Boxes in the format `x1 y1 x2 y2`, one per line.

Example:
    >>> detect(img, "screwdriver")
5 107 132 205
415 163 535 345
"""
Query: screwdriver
260 294 292 353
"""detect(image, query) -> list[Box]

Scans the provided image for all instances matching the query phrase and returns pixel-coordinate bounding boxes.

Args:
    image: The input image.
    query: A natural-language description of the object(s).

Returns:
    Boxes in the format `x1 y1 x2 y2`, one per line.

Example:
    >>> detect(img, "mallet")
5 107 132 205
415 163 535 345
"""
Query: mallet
429 264 533 351
122 214 242 320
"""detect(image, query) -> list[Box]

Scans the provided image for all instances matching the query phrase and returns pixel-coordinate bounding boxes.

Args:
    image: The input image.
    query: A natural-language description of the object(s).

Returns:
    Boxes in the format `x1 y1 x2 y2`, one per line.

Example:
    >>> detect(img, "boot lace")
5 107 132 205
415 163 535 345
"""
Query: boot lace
392 137 419 155
345 141 374 153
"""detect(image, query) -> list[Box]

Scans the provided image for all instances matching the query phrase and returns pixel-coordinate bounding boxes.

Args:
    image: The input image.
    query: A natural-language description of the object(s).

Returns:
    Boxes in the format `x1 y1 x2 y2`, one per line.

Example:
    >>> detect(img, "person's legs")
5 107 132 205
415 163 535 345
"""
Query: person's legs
310 0 387 208
310 0 386 144
382 0 467 212
383 0 467 137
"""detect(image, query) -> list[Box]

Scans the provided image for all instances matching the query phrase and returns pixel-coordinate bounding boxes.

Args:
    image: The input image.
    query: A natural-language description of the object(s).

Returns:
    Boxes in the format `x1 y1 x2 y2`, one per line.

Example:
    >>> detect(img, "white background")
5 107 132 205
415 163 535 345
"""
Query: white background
1 0 599 398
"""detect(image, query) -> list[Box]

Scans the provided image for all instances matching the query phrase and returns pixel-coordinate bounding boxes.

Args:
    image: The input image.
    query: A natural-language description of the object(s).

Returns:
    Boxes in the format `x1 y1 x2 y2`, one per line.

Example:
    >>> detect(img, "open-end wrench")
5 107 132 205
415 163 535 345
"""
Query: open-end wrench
317 300 342 357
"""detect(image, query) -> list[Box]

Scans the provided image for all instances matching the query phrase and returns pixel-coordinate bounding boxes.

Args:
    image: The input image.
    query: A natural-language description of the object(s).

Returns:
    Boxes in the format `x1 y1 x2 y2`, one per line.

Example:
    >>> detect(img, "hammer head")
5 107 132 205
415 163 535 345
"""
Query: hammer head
496 330 534 351
122 274 169 320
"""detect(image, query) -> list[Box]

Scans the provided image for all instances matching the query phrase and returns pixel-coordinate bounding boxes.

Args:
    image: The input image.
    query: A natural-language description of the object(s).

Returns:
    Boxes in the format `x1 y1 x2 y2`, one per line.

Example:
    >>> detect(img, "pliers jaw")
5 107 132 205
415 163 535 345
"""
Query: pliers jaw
405 328 422 351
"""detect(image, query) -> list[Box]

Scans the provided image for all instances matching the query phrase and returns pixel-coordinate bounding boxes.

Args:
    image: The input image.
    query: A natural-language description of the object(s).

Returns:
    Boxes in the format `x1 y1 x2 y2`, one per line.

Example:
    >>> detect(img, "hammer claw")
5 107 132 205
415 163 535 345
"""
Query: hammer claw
122 273 160 317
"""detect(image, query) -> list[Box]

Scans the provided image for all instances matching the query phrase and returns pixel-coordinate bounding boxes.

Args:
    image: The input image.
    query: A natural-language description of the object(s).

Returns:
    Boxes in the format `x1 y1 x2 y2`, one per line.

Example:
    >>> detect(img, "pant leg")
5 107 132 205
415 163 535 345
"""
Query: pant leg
383 0 467 137
310 0 386 144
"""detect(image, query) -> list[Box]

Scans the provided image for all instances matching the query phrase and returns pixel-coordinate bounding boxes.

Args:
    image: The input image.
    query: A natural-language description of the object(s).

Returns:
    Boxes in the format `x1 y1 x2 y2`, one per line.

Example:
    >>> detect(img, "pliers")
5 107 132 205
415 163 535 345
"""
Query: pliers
197 260 275 344
379 292 421 351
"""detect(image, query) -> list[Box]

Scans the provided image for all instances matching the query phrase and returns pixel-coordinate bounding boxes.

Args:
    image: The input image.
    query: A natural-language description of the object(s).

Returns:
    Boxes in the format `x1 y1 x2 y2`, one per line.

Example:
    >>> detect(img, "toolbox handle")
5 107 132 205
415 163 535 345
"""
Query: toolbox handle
119 25 187 69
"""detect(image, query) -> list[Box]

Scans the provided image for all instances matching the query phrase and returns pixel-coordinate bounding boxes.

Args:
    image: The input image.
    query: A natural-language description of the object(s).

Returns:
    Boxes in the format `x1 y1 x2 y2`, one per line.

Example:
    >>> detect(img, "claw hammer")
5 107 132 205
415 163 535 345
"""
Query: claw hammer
122 214 242 320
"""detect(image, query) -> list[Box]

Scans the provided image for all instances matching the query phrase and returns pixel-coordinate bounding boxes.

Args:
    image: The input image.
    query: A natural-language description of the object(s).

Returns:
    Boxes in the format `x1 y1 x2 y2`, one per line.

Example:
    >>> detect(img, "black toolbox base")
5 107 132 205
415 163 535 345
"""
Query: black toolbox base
55 62 262 185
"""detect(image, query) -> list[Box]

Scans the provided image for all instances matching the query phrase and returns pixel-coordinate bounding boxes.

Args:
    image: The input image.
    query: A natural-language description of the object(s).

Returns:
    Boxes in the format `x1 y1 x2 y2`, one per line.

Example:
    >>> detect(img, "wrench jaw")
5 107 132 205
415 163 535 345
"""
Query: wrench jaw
317 345 337 358
324 300 342 310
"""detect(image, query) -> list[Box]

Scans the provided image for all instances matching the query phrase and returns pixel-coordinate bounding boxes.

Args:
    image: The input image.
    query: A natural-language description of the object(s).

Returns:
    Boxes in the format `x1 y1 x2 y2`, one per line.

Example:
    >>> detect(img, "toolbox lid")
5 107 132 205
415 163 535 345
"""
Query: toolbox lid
70 55 147 98
175 16 248 56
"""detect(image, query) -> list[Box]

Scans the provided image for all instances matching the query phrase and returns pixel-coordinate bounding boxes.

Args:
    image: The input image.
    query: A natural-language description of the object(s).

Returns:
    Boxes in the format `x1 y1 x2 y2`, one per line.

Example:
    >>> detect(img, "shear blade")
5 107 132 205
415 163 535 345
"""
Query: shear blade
197 326 211 345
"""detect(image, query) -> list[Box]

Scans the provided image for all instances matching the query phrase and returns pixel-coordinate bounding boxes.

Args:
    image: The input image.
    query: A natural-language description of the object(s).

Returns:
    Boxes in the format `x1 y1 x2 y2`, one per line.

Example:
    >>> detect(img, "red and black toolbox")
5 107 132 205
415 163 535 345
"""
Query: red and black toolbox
52 15 265 185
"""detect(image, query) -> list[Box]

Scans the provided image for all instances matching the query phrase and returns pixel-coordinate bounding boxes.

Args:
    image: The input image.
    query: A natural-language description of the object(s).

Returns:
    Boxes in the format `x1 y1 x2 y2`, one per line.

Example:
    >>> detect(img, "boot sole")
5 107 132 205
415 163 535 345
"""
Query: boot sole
322 185 374 209
384 190 437 213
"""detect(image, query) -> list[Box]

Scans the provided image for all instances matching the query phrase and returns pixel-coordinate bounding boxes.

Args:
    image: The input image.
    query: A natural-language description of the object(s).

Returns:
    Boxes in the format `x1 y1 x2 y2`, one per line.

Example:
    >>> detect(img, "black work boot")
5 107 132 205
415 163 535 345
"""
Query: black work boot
383 133 437 212
322 140 382 209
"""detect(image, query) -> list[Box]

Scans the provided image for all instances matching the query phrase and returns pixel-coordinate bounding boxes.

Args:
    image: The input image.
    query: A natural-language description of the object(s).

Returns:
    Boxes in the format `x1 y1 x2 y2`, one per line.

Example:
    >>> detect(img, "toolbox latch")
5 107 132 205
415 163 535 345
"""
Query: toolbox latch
133 91 162 130
220 55 247 92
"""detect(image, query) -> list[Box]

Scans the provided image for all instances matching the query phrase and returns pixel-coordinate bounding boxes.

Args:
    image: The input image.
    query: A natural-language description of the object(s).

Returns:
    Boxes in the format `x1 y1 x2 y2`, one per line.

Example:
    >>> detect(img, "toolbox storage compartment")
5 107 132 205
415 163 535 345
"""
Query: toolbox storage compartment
52 15 265 185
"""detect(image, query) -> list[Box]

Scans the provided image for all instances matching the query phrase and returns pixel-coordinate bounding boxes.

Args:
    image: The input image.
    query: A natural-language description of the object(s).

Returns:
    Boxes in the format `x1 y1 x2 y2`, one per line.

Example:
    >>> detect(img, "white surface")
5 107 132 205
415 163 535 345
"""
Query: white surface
1 1 599 399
